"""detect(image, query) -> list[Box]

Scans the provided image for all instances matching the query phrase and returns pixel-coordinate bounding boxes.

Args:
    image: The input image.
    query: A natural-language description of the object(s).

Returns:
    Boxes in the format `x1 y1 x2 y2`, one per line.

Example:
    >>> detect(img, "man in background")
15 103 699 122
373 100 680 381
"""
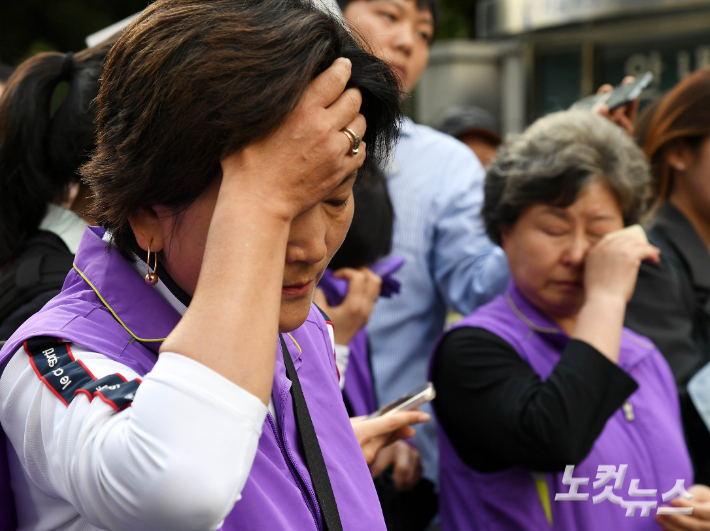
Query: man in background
438 106 502 168
337 0 510 527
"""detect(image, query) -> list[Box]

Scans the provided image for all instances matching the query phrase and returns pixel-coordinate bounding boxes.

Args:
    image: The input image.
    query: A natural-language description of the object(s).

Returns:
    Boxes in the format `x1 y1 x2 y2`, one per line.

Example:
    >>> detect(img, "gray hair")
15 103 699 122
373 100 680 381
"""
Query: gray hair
483 110 650 245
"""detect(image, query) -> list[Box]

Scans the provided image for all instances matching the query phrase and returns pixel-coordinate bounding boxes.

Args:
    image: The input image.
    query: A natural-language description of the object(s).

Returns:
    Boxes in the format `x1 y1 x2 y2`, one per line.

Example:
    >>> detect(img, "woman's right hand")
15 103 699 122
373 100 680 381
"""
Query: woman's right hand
165 58 366 404
583 233 660 306
220 57 367 221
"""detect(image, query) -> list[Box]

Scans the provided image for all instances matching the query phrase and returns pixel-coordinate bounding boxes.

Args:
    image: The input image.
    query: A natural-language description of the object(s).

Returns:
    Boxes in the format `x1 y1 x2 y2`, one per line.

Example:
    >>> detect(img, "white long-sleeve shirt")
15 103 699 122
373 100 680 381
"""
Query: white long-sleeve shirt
0 273 267 531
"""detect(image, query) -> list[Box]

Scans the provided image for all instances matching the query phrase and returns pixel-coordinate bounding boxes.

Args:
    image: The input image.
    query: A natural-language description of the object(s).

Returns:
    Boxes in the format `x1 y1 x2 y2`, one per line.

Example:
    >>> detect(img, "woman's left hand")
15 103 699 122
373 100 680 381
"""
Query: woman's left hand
584 232 660 306
657 484 710 530
573 232 660 363
313 267 382 345
368 440 423 491
595 76 639 137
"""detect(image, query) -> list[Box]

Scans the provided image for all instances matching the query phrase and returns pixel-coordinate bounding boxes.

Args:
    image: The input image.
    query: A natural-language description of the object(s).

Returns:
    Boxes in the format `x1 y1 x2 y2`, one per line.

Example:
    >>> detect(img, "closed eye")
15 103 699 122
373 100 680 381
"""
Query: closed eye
377 8 399 22
326 198 350 208
543 228 568 236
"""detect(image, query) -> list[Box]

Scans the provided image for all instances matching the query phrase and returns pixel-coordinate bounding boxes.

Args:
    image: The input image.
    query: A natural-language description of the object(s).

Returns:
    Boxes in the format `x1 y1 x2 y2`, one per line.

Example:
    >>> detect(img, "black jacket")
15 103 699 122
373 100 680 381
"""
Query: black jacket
0 231 74 342
625 201 710 483
432 330 637 473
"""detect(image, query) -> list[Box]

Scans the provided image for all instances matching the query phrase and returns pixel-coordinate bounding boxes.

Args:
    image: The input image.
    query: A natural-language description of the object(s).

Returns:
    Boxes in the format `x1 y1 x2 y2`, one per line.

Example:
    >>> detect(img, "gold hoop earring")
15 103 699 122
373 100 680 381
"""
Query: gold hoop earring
145 247 159 286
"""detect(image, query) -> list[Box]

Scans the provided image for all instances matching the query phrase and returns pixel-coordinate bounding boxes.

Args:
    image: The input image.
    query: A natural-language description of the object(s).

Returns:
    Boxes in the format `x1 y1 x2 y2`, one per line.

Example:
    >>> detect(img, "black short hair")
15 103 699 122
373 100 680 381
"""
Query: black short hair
337 0 439 36
81 0 402 259
328 164 393 270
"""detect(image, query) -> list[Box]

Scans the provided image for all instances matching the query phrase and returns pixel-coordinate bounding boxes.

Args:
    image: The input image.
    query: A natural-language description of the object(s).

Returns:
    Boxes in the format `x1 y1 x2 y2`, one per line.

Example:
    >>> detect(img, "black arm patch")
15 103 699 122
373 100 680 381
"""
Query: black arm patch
25 337 73 376
24 335 141 409
43 361 95 406
94 379 141 411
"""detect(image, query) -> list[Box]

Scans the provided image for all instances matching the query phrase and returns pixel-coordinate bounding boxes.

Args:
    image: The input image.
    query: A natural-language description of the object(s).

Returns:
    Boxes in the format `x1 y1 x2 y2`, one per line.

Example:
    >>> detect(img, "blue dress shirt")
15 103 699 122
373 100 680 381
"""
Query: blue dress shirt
367 118 510 487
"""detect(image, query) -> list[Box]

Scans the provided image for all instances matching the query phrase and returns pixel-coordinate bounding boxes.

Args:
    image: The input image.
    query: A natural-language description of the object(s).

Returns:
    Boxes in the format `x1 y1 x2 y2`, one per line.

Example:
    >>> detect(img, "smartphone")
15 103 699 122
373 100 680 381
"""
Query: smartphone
569 72 653 112
367 382 436 419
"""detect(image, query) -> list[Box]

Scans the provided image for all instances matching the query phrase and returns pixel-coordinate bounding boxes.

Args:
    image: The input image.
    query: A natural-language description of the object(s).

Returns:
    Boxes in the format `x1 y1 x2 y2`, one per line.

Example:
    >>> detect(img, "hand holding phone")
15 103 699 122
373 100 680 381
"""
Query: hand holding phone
571 73 652 136
350 410 430 464
570 72 652 113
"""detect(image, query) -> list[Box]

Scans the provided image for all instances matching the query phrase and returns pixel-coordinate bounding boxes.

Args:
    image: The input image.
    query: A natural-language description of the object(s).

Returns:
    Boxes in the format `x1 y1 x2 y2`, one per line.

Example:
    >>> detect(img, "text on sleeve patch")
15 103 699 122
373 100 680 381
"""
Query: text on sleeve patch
24 336 141 410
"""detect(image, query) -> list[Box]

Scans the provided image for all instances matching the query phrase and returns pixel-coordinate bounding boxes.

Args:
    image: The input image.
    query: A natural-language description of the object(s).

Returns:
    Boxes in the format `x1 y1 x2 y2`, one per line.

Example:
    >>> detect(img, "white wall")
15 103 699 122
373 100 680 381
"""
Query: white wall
415 39 525 136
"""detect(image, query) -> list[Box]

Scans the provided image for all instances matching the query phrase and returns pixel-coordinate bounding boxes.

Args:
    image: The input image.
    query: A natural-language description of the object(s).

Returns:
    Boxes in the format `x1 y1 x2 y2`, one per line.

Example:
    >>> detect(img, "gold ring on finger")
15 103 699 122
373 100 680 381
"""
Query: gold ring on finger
341 127 361 156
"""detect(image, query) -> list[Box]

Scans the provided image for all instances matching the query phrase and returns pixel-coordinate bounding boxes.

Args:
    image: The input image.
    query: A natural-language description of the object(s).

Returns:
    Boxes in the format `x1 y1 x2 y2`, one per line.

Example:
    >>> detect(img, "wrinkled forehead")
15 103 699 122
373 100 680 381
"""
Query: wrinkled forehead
531 180 624 223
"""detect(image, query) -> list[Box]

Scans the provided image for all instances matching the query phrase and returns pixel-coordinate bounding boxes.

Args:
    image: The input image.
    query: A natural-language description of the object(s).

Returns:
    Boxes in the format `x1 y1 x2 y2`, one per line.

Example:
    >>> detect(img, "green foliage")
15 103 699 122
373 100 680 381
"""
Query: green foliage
50 81 70 117
27 40 55 58
437 0 477 40
0 0 149 66
0 0 477 68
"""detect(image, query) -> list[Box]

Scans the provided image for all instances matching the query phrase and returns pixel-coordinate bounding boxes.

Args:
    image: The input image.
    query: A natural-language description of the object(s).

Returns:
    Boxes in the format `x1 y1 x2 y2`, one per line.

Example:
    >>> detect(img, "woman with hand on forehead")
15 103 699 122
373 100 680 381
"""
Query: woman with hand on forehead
0 0 410 530
431 111 702 531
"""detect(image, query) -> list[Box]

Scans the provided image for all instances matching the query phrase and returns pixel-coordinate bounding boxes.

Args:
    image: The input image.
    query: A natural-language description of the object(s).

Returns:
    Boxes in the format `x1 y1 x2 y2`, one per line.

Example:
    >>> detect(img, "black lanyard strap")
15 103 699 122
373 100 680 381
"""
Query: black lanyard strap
279 334 343 531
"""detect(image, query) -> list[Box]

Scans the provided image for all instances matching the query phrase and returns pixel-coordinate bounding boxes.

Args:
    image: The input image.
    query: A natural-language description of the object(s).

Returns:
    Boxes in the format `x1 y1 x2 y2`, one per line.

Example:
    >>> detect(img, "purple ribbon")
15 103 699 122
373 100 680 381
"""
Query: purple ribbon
318 256 405 307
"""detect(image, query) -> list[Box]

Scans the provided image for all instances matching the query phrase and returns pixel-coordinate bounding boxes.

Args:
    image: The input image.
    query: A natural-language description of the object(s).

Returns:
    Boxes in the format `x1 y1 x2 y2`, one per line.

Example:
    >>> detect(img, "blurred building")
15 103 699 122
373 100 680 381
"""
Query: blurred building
417 0 710 135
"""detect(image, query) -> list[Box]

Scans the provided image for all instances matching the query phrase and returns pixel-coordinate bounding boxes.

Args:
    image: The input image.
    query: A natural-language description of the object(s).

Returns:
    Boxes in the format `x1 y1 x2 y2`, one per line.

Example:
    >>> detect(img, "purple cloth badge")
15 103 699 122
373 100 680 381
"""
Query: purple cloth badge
318 256 405 417
318 256 405 307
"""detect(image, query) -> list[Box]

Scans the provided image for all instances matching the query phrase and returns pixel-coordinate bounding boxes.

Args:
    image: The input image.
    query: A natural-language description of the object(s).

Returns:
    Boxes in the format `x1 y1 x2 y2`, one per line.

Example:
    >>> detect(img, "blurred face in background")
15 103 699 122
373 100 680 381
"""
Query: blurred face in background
457 132 500 168
501 180 624 321
667 136 710 245
344 0 433 94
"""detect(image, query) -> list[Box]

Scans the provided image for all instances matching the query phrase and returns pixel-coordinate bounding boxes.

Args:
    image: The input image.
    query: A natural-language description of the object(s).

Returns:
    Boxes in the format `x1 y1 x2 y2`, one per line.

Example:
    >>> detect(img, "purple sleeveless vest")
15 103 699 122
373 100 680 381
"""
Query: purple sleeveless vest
431 281 693 531
318 257 404 417
0 227 386 531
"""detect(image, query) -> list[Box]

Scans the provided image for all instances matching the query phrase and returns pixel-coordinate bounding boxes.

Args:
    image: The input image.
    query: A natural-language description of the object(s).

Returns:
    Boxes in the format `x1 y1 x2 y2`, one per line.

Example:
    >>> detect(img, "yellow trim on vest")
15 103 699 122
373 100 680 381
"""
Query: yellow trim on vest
75 263 308 349
73 264 166 343
533 473 553 526
287 333 302 353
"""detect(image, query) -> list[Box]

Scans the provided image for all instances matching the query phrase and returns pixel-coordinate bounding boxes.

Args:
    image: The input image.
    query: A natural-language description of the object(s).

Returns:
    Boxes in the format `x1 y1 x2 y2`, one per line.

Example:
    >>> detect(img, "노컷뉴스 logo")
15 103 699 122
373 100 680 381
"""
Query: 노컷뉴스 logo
555 465 692 516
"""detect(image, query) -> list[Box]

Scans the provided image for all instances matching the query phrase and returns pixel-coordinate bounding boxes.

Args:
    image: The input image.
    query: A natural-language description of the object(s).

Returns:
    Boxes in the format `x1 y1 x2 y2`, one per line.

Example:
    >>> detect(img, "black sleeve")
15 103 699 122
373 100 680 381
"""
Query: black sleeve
0 289 60 341
625 258 701 396
626 258 710 484
432 327 638 473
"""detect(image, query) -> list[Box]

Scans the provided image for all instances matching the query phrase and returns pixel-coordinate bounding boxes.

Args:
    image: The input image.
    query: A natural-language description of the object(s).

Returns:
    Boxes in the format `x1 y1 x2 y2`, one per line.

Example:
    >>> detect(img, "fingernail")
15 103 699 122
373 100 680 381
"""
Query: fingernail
418 413 430 422
340 57 352 68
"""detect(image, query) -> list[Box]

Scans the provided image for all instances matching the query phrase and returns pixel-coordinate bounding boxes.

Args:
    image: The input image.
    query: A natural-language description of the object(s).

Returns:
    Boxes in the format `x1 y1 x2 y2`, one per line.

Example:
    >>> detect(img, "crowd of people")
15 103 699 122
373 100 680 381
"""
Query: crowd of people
0 0 710 530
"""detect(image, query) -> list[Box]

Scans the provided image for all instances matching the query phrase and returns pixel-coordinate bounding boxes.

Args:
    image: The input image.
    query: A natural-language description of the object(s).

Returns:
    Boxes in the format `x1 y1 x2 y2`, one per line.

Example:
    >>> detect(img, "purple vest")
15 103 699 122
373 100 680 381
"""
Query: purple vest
318 257 404 417
0 227 386 531
431 281 693 531
341 329 373 417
